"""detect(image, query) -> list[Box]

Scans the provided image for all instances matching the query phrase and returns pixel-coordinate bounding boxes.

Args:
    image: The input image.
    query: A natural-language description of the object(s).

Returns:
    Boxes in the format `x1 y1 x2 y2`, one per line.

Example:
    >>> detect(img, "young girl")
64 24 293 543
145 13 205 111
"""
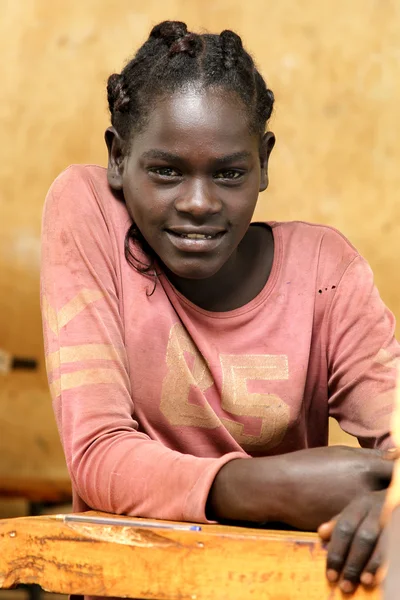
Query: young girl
41 21 399 594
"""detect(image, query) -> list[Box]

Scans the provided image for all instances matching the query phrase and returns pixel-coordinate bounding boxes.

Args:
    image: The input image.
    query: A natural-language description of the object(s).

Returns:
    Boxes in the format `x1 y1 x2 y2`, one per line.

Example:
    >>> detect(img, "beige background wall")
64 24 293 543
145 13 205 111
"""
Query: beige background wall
1 0 400 482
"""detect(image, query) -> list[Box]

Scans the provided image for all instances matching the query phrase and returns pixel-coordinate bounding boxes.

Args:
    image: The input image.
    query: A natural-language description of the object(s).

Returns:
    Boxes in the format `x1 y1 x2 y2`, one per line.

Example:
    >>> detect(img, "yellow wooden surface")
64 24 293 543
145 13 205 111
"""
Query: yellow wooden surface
2 0 400 480
0 512 381 599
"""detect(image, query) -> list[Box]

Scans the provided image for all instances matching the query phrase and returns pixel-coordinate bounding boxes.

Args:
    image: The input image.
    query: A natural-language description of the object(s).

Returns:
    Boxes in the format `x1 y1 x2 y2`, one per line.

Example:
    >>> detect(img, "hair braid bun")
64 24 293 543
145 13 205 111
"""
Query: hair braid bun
150 21 188 45
107 73 130 113
220 30 243 69
149 20 201 58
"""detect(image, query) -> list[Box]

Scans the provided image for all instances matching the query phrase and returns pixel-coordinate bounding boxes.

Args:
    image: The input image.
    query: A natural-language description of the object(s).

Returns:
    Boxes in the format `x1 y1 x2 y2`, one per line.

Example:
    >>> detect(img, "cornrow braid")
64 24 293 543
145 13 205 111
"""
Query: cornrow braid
220 29 243 70
106 20 275 276
169 33 202 58
107 73 130 113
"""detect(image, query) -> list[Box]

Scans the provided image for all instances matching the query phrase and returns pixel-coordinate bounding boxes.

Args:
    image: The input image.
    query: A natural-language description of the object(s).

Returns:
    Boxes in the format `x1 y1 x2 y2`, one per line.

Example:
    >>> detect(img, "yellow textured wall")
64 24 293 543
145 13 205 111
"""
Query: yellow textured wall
1 0 400 479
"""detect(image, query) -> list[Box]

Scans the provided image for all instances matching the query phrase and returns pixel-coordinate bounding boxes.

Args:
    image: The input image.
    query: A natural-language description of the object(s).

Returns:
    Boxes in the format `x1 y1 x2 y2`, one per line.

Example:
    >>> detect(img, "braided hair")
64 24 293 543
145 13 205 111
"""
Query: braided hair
106 21 275 277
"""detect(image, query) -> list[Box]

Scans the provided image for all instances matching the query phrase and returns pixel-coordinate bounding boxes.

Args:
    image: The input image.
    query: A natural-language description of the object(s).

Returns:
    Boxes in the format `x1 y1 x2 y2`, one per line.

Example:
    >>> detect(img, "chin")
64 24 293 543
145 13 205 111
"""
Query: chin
164 258 225 281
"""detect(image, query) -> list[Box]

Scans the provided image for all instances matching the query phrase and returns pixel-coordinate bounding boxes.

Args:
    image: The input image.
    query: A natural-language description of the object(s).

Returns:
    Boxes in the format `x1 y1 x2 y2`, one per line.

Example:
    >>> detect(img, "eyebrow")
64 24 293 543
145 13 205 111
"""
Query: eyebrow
140 149 252 166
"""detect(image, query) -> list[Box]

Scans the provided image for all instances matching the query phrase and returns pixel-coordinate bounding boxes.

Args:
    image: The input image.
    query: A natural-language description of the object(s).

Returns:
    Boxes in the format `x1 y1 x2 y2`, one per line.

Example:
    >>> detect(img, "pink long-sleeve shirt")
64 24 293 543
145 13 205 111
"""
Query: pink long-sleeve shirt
41 164 399 522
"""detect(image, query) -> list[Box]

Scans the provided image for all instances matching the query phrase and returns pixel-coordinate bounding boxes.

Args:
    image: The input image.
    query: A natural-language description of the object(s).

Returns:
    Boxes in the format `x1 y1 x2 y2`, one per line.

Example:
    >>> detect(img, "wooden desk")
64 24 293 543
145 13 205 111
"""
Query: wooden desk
0 512 380 599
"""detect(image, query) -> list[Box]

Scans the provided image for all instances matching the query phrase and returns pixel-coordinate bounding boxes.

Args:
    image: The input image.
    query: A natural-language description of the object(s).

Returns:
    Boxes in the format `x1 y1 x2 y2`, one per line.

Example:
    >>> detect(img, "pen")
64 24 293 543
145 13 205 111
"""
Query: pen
56 513 202 532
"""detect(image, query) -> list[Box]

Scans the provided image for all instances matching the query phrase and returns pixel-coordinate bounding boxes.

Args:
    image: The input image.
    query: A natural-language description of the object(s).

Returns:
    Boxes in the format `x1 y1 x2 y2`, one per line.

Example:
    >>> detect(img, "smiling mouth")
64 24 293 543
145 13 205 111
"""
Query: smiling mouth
165 229 226 253
174 232 216 240
166 230 225 240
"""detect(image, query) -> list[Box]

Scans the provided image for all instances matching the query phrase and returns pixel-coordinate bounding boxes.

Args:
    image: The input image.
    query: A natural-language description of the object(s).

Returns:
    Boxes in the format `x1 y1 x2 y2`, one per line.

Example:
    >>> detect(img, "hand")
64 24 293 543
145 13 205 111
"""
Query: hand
208 446 393 528
318 489 386 594
280 446 393 530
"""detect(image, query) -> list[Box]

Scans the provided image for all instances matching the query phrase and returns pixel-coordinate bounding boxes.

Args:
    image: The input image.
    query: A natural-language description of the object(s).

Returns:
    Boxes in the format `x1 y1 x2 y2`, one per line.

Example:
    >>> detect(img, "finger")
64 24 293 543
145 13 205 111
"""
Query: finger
360 528 387 587
318 519 336 541
325 499 369 584
340 505 383 593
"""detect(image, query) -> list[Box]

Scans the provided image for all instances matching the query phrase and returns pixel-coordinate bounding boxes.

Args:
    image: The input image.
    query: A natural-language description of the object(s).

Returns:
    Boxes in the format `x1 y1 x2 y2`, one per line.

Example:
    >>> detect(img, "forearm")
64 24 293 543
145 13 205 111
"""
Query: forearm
70 429 245 522
207 454 295 524
207 446 393 530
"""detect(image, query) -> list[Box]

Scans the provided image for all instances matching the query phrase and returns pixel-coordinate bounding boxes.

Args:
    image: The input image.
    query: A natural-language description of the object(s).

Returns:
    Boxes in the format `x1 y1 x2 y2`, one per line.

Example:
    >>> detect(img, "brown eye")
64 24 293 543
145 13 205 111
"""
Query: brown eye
214 169 244 180
149 167 181 177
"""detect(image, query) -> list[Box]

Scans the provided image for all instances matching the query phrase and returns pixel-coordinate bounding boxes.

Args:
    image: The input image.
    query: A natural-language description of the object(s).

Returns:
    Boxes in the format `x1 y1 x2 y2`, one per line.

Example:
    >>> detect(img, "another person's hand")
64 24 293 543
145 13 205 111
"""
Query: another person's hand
318 489 386 594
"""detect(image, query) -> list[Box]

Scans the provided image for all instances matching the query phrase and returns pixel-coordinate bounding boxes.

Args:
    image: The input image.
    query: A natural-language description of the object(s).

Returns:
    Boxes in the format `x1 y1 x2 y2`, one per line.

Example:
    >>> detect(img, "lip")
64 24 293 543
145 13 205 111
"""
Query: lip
167 226 226 236
165 229 226 253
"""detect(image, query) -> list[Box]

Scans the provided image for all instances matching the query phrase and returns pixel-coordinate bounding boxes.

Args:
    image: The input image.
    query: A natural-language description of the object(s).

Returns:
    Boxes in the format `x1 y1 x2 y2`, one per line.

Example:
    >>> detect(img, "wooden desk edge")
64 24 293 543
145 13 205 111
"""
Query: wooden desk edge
0 513 381 599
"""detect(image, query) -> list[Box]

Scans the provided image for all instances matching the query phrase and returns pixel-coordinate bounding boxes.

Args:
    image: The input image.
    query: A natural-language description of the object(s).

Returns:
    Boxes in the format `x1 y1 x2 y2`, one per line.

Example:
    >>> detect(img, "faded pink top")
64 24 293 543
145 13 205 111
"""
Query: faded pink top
41 165 399 522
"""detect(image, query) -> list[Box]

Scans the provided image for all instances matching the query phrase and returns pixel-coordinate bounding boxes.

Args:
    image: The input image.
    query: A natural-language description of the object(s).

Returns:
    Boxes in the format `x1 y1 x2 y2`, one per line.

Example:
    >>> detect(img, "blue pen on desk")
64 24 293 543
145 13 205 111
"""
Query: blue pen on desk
57 513 202 531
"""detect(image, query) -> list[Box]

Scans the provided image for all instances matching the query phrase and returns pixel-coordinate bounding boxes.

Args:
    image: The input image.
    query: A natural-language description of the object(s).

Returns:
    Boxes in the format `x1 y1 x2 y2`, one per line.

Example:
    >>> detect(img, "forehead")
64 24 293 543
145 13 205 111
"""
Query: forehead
130 87 258 158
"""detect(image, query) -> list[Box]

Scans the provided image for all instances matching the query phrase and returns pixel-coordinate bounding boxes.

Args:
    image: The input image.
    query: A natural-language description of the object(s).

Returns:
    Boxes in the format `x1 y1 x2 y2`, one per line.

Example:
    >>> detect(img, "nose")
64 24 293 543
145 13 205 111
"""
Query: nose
174 178 222 219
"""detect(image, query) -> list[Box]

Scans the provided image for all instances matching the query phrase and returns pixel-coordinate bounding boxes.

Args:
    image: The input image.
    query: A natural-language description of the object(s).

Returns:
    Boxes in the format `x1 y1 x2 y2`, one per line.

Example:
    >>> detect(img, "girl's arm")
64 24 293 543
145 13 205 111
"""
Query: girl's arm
325 253 399 449
41 166 244 523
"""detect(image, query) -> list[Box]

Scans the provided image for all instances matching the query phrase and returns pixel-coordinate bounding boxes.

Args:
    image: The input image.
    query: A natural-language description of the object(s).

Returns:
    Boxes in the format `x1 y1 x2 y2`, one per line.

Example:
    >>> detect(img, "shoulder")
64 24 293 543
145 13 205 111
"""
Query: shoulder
271 220 360 273
272 220 357 253
45 164 129 225
48 164 107 198
43 165 132 257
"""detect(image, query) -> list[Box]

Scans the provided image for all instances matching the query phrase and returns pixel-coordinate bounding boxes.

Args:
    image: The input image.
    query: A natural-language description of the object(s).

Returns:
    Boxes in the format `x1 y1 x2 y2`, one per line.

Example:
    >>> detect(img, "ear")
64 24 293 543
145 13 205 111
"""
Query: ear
105 126 126 190
259 131 275 192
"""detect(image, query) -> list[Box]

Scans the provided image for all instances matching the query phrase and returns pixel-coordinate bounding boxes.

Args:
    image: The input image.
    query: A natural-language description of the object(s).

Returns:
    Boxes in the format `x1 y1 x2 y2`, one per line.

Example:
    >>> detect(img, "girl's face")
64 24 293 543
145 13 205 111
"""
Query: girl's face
107 87 274 281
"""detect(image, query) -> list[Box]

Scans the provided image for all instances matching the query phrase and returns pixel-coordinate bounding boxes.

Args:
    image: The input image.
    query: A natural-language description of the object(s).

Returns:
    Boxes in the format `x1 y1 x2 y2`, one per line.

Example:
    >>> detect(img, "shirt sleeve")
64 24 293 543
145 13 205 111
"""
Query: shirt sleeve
326 253 399 450
40 166 245 523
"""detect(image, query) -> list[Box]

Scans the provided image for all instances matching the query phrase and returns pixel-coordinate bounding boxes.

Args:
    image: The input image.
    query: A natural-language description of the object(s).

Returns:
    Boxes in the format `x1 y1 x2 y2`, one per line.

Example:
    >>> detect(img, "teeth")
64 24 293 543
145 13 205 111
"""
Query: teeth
181 233 213 240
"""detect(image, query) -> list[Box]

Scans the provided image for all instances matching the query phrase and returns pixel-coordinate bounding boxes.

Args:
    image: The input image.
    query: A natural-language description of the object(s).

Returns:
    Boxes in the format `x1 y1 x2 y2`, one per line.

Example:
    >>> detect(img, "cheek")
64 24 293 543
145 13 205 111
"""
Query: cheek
124 192 172 245
122 168 149 220
123 181 157 226
229 190 259 228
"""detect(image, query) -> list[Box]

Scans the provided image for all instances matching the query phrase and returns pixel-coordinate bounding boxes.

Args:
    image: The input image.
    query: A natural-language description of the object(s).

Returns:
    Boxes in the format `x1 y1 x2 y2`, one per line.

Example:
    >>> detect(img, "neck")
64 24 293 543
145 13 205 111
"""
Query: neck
165 248 241 312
